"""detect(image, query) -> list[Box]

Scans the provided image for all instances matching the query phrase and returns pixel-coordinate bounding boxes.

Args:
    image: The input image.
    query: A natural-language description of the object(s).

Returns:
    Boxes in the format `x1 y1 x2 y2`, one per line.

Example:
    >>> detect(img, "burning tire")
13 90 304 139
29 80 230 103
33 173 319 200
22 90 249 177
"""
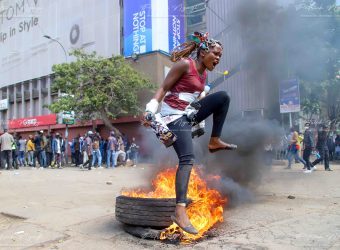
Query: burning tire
115 195 176 228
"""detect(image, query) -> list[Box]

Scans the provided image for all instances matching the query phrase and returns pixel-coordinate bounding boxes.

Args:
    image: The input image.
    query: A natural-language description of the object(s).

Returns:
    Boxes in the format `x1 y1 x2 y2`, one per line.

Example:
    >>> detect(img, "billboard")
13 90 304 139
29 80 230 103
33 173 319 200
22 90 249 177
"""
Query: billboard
123 0 152 56
279 79 301 113
0 0 120 87
123 0 185 56
168 0 185 53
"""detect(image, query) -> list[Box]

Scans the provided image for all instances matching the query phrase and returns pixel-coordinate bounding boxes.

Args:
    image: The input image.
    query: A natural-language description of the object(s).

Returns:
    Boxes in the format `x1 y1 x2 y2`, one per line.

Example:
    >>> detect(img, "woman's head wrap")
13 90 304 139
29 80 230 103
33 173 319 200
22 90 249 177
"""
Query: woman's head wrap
170 32 222 62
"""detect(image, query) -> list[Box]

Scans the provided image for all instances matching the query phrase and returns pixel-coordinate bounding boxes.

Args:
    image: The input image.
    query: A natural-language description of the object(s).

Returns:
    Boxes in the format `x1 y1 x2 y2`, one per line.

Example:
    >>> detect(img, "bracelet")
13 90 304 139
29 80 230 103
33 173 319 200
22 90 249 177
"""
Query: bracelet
145 99 159 114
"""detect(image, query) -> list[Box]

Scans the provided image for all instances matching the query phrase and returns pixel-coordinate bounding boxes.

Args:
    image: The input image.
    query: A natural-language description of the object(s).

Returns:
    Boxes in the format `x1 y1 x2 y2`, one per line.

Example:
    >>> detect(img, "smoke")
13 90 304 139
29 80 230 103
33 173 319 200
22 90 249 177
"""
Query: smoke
137 0 336 206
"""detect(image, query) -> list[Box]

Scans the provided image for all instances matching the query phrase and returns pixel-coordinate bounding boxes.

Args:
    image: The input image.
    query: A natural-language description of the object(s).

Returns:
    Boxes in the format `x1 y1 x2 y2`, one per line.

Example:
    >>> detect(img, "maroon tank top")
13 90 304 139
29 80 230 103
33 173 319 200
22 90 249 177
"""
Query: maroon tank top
163 58 206 111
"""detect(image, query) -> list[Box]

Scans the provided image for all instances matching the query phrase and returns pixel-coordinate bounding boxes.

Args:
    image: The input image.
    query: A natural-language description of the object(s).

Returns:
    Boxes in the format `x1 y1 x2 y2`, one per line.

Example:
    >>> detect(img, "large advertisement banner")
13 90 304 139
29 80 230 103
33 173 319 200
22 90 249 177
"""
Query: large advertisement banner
279 79 301 113
123 0 185 56
0 0 120 87
168 0 185 53
124 0 152 56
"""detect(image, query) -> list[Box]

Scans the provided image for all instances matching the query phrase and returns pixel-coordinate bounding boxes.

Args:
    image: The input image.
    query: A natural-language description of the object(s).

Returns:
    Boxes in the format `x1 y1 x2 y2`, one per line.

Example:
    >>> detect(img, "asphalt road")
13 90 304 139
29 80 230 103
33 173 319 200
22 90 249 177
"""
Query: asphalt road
0 162 339 250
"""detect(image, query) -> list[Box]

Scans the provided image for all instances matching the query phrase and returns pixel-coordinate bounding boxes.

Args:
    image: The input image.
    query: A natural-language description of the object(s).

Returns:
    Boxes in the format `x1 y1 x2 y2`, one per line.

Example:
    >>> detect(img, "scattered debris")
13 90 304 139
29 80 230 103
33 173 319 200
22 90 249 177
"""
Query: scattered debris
106 181 113 185
287 195 295 199
14 231 24 235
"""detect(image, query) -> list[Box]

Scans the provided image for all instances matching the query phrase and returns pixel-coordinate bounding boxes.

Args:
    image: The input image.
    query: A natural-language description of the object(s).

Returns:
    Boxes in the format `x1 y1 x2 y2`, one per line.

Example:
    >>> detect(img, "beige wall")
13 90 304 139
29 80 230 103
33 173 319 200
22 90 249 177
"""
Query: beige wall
126 51 174 108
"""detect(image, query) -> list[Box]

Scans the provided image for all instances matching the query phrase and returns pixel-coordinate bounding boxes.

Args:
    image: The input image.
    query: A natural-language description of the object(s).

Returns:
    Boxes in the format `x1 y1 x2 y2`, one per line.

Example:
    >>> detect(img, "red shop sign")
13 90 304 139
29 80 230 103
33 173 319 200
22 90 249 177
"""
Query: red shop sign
9 114 57 129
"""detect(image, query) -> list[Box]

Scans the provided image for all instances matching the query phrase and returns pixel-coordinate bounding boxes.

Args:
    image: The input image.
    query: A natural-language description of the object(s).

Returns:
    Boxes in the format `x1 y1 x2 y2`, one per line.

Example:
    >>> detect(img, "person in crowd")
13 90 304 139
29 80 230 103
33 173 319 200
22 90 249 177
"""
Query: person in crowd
12 135 19 169
327 132 335 161
59 133 66 166
106 132 117 168
302 123 315 173
33 131 43 168
45 135 53 167
79 136 84 165
26 135 35 167
52 133 62 169
129 137 139 167
92 132 102 168
82 131 93 170
335 133 340 160
114 135 126 166
70 138 76 165
0 129 14 170
40 131 47 168
312 124 332 171
285 128 307 170
122 133 129 152
17 135 27 167
73 135 81 167
142 32 237 234
99 137 106 163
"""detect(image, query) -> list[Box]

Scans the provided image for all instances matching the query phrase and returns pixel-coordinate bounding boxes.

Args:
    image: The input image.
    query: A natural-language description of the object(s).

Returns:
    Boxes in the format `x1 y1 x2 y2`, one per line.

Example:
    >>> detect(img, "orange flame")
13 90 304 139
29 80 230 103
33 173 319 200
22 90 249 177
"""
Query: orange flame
121 167 227 242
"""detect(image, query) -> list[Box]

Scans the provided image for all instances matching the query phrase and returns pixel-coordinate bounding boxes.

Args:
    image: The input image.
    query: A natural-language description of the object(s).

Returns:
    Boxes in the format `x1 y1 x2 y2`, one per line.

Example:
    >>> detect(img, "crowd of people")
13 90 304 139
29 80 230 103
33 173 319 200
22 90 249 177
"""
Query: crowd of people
0 129 139 171
269 123 340 173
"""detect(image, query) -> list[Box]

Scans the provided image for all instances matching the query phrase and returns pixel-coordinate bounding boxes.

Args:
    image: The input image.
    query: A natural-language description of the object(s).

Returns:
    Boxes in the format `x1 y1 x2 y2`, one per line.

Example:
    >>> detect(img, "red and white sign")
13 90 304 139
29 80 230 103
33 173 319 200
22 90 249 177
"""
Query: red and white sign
9 114 57 129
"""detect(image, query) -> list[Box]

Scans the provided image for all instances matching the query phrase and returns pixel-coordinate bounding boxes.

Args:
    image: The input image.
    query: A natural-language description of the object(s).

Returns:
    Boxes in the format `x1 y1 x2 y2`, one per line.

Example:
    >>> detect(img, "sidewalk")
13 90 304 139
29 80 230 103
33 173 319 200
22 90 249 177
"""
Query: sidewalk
0 163 339 249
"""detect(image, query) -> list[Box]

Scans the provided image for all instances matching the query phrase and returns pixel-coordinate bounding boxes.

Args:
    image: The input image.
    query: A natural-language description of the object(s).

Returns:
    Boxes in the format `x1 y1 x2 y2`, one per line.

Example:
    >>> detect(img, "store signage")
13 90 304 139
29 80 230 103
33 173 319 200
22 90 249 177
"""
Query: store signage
9 114 57 129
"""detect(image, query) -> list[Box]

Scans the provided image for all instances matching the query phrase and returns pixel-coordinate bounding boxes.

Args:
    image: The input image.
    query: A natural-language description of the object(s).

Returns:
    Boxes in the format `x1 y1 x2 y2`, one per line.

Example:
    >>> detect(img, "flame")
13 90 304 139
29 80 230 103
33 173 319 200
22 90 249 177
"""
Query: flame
121 167 227 243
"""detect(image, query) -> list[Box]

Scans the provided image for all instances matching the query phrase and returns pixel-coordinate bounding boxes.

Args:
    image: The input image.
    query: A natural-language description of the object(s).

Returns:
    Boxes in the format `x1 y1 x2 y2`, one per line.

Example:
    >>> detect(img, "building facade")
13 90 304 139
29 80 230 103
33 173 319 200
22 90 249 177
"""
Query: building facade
0 0 121 131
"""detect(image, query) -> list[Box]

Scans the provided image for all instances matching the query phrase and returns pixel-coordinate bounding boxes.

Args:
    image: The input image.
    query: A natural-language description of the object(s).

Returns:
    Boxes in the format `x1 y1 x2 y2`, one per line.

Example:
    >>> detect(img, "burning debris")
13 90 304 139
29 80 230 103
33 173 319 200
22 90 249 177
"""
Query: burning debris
118 167 227 243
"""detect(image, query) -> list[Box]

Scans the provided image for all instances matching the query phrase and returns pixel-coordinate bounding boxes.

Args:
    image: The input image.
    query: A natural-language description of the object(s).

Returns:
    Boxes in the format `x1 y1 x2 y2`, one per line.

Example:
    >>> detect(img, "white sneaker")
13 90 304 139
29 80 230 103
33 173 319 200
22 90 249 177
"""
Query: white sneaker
312 166 317 171
98 166 103 169
304 169 312 174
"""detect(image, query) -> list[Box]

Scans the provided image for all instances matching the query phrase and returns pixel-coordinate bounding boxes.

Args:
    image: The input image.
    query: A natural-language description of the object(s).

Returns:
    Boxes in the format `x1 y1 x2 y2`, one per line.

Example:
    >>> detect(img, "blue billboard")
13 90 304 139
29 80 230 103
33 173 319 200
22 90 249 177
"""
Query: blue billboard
123 0 185 56
168 0 185 52
124 0 152 56
279 79 301 113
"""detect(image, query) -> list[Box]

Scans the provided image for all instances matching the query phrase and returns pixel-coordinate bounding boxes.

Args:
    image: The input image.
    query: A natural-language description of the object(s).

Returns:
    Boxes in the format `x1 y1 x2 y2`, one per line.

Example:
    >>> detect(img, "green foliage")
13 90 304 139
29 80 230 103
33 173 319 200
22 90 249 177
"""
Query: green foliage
49 50 155 127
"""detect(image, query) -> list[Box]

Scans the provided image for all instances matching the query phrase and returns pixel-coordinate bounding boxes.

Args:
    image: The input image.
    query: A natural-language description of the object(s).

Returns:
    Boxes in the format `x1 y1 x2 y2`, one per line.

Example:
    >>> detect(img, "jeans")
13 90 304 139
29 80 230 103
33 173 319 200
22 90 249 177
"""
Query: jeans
312 148 330 170
303 147 313 170
28 151 34 166
114 150 126 164
75 150 81 166
287 151 306 168
106 149 116 167
130 151 138 165
40 150 47 168
167 91 230 204
92 149 102 166
1 150 12 169
18 151 25 166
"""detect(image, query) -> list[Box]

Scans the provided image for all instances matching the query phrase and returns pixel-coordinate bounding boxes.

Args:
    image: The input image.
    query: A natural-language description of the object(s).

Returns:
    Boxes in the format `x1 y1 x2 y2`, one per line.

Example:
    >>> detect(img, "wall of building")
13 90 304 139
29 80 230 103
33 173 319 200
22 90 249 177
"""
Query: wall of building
206 0 267 118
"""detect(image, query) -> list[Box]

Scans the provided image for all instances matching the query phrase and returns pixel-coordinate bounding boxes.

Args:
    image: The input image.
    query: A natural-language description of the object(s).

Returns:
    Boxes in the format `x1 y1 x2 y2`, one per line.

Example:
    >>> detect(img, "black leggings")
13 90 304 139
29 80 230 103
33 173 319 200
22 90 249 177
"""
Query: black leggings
167 91 230 204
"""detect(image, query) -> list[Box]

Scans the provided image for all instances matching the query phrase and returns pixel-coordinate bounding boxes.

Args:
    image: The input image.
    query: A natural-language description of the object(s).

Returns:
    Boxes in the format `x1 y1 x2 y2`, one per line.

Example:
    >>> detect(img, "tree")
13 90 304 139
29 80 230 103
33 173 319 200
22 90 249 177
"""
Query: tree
49 49 154 133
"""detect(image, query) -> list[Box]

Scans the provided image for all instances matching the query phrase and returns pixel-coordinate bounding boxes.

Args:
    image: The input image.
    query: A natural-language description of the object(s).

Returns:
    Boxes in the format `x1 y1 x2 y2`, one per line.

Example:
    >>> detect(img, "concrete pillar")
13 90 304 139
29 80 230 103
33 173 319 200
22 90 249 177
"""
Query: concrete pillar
47 76 52 114
21 82 25 118
6 87 10 128
38 78 42 116
13 85 17 119
29 80 33 117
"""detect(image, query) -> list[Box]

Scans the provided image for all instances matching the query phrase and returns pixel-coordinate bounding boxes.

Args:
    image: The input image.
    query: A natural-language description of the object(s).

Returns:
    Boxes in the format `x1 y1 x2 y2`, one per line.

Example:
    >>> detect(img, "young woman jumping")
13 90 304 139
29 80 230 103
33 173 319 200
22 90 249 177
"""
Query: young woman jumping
143 32 237 234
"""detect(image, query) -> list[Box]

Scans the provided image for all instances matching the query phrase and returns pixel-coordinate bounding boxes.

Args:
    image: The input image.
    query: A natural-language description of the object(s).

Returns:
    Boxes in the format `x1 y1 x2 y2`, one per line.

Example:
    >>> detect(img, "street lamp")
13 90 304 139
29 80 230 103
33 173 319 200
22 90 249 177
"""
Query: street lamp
43 35 70 165
43 35 68 62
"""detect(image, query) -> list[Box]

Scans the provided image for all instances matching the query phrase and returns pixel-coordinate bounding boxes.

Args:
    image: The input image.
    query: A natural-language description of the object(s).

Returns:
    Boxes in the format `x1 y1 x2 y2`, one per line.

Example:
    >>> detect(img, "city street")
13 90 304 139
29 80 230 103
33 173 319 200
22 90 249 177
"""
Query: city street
0 162 339 249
